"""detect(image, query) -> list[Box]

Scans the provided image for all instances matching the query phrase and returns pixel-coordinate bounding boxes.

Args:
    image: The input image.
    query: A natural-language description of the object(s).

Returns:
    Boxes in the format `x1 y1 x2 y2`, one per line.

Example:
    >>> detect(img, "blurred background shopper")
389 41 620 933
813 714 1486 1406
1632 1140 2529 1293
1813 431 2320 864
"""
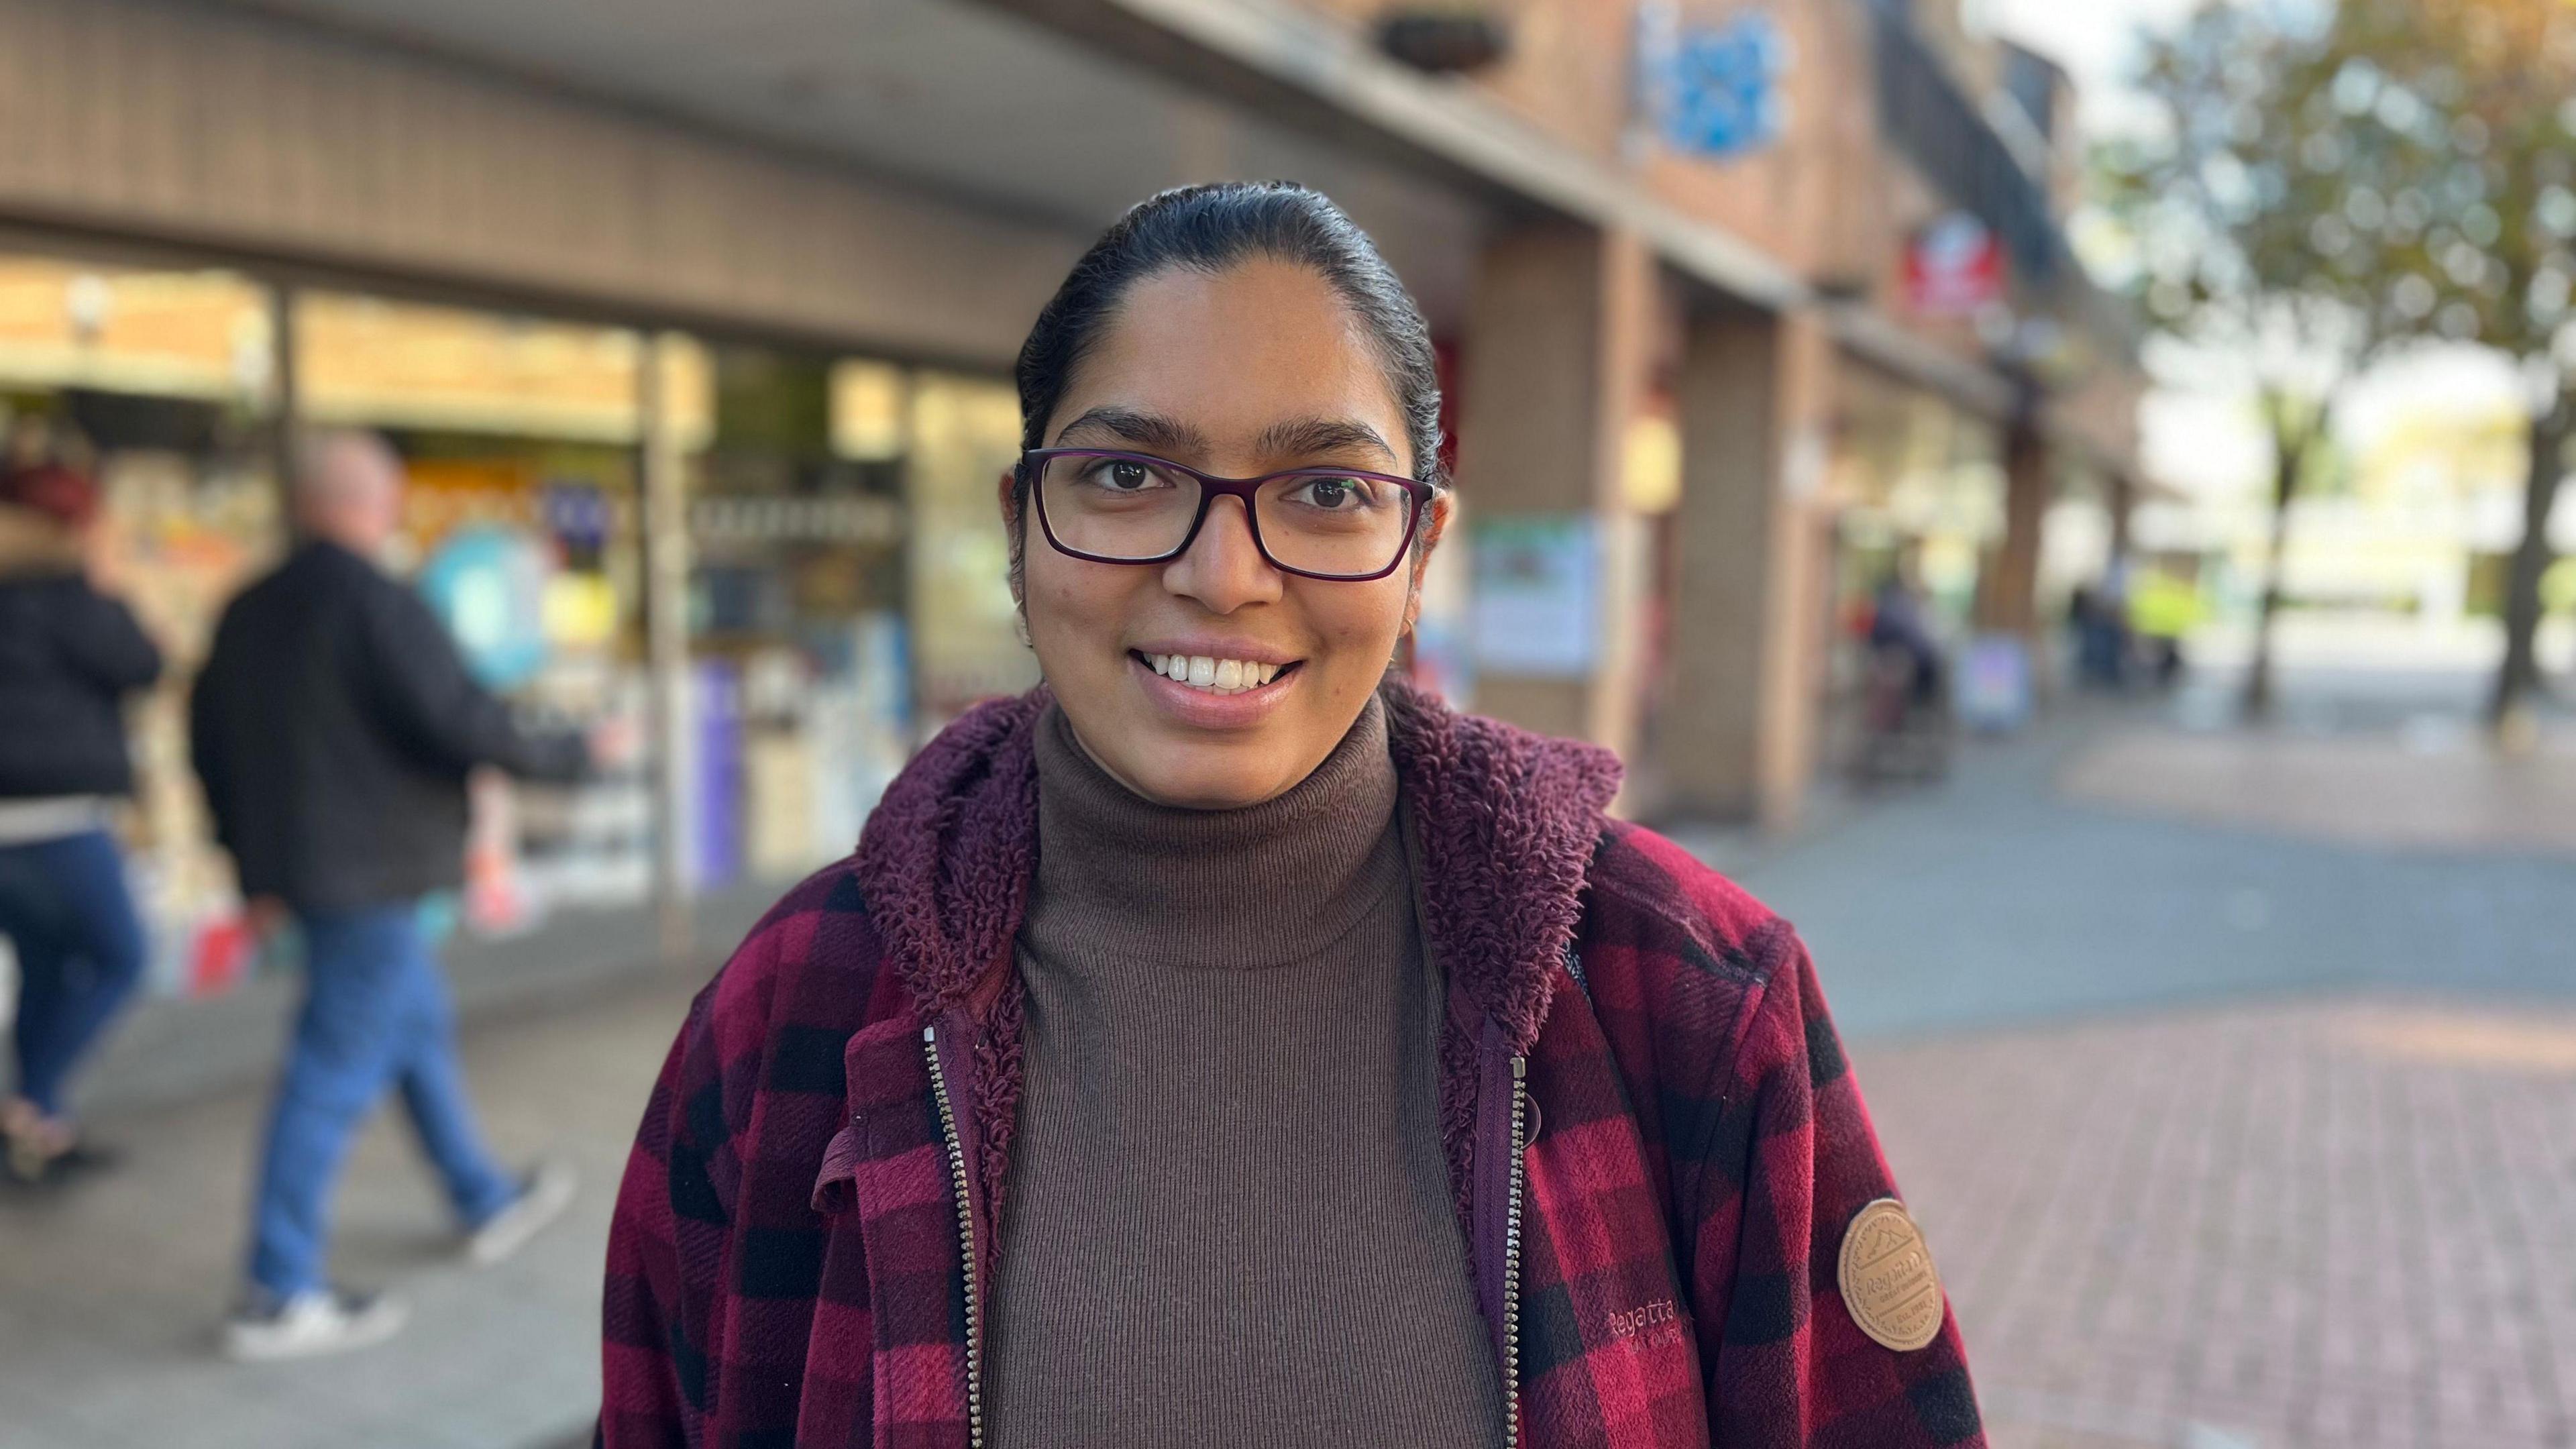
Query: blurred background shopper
191 430 590 1361
599 184 1980 1449
0 460 161 1186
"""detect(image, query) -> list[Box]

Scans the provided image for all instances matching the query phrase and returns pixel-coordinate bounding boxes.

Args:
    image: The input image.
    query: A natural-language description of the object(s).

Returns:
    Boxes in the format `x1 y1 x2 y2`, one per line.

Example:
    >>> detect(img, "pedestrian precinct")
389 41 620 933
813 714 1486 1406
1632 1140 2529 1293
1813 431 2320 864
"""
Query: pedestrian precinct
600 183 1982 1448
191 430 590 1361
0 462 162 1185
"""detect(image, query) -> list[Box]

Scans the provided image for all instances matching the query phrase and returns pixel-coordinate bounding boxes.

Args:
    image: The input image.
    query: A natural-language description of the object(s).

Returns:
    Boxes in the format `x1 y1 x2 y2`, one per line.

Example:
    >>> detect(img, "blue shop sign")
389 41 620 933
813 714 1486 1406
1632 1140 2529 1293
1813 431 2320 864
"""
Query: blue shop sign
1639 4 1788 160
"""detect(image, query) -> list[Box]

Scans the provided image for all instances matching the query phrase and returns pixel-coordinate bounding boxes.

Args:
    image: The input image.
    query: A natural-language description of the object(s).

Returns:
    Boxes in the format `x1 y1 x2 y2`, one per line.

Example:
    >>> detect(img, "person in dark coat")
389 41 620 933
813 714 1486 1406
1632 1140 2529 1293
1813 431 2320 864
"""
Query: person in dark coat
191 430 590 1361
0 462 161 1185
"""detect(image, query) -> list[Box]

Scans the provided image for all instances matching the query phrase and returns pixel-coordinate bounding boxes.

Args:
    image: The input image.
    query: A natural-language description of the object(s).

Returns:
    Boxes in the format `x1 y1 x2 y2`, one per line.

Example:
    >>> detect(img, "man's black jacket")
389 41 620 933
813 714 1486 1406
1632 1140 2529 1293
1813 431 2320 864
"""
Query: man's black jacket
190 539 586 914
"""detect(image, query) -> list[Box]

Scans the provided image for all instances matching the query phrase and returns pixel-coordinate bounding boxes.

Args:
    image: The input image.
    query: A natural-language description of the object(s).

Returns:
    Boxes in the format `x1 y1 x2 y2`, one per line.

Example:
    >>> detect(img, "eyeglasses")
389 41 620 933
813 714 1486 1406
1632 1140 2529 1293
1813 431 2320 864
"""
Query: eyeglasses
1021 447 1435 582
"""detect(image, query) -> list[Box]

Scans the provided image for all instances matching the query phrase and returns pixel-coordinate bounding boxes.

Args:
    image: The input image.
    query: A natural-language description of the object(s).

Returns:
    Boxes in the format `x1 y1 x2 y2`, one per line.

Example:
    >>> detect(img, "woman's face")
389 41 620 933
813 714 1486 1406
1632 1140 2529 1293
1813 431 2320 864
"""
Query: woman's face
1006 258 1442 809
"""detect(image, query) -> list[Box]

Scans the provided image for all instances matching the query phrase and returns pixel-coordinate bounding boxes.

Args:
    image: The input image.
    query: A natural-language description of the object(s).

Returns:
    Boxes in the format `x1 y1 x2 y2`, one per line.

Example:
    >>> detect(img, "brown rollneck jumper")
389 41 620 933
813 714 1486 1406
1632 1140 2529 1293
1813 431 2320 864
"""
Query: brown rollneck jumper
985 692 1502 1448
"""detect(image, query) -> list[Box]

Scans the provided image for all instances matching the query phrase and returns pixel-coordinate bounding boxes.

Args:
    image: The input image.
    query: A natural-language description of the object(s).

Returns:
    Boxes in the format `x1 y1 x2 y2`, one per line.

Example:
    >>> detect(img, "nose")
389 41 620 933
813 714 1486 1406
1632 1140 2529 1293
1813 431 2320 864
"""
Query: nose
1160 496 1283 613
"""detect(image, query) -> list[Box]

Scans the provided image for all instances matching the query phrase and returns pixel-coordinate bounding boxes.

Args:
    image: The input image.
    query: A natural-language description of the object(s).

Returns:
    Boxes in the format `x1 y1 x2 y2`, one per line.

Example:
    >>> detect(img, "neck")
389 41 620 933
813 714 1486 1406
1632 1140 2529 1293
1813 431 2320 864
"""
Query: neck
1030 693 1402 970
299 518 382 557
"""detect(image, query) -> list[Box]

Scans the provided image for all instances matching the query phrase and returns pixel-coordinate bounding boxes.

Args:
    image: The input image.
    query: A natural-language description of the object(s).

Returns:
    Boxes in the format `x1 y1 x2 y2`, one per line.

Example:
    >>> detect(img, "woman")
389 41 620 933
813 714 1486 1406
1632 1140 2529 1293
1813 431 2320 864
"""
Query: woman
602 183 1982 1448
0 462 162 1184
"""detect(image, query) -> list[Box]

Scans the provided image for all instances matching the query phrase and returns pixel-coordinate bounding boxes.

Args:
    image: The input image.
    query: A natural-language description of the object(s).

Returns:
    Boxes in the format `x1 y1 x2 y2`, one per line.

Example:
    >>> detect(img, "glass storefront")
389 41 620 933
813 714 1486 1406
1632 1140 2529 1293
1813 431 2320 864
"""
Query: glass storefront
1819 365 2006 750
298 290 662 936
0 239 1035 998
680 342 911 892
0 256 283 995
906 372 1040 726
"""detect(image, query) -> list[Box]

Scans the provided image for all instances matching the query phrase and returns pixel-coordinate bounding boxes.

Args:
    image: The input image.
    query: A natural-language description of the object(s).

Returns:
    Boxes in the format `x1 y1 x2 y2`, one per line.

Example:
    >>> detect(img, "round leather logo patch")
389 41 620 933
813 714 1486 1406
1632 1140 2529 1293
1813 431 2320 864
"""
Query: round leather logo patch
1837 1197 1944 1352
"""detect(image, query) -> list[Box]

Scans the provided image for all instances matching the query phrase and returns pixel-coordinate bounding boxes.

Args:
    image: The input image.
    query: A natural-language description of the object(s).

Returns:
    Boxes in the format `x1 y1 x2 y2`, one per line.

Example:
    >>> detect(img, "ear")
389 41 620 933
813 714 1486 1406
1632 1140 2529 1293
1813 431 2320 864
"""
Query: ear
1417 491 1452 555
996 468 1028 610
1399 491 1452 635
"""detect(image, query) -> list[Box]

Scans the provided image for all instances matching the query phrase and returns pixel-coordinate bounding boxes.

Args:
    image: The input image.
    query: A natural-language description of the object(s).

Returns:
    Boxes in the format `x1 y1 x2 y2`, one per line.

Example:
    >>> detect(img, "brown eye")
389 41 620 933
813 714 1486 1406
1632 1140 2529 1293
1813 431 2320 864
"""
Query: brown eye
1293 476 1371 510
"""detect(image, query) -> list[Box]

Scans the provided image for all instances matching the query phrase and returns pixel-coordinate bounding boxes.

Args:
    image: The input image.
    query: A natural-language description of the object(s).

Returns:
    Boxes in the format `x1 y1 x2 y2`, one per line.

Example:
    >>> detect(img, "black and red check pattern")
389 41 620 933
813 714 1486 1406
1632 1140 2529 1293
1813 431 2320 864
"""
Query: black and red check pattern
600 682 1982 1447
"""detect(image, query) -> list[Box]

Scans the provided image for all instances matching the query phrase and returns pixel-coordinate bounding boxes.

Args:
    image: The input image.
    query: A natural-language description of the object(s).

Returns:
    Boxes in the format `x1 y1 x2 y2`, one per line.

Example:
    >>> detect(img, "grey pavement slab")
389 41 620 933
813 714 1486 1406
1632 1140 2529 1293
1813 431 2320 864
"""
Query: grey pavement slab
1715 712 2576 1044
0 958 712 1449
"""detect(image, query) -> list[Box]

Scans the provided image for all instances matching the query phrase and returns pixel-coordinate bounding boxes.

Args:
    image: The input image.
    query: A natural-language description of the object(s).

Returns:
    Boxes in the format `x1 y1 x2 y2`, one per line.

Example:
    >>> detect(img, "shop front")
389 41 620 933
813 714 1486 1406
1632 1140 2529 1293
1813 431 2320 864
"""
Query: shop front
1818 360 2008 763
0 237 1032 1021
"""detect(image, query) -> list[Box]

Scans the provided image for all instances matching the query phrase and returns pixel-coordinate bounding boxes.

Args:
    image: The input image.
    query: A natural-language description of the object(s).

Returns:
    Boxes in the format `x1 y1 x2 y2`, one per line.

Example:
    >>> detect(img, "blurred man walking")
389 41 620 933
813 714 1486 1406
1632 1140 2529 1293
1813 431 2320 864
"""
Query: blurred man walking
191 431 588 1361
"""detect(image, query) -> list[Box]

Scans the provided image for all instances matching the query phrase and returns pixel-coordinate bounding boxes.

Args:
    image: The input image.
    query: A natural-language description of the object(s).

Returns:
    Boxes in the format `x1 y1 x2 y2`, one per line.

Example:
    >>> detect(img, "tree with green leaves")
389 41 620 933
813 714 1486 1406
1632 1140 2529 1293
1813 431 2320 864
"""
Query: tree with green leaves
2097 1 2397 719
2317 0 2576 733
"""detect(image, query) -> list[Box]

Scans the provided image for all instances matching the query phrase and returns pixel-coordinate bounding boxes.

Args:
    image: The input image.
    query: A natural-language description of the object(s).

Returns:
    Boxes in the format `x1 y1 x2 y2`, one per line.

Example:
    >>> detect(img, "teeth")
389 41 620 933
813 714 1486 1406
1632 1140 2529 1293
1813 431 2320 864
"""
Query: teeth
1142 653 1289 695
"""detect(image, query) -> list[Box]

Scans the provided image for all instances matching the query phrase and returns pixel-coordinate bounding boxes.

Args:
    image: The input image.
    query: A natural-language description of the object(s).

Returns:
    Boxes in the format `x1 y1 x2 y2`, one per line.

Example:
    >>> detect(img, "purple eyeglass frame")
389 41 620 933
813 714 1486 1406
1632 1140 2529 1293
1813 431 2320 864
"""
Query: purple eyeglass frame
1020 447 1436 582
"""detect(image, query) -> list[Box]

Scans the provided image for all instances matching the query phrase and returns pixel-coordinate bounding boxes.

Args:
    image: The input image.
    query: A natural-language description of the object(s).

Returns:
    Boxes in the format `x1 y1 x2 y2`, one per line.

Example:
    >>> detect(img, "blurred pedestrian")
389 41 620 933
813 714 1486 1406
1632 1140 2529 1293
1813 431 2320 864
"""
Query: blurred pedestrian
0 462 161 1185
2070 580 2129 690
191 430 589 1361
1870 551 1947 706
601 184 1980 1448
2128 566 2199 692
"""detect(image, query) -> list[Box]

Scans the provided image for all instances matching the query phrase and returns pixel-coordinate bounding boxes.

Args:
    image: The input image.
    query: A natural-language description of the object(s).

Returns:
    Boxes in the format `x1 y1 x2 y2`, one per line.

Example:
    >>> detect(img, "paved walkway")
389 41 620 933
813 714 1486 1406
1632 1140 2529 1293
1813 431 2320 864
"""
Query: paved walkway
3 666 2572 1448
0 960 706 1449
1865 996 2576 1449
1715 702 2576 1042
2057 723 2576 855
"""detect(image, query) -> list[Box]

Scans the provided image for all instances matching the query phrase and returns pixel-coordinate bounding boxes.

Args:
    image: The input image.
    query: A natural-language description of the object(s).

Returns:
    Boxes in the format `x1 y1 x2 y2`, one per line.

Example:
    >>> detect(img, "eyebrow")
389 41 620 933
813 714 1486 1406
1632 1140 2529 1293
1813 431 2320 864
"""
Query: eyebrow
1050 407 1400 470
1253 417 1399 467
1051 407 1207 454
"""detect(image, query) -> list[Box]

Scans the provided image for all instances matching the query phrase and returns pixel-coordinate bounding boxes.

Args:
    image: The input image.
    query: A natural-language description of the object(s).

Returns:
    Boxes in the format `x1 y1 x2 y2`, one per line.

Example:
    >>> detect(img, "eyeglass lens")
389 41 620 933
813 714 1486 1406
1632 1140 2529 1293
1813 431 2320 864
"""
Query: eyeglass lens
1037 453 1415 578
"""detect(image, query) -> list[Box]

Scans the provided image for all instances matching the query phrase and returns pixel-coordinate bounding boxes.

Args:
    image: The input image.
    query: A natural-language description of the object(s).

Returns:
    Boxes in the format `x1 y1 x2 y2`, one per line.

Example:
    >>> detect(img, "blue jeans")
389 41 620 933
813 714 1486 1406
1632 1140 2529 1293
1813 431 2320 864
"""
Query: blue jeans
0 828 148 1120
247 902 515 1299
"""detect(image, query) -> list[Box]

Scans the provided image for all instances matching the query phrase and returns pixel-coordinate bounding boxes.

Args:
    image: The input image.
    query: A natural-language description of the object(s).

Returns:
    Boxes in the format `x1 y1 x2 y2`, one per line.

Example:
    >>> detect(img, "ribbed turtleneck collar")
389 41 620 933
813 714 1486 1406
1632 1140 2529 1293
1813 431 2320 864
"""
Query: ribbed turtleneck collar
1028 692 1403 971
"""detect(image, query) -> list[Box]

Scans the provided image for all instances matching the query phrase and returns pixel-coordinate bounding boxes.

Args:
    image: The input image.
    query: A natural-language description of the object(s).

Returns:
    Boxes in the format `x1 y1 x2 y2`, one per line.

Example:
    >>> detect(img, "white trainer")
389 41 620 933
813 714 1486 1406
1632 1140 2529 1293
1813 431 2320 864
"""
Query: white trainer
466 1159 578 1267
221 1289 409 1362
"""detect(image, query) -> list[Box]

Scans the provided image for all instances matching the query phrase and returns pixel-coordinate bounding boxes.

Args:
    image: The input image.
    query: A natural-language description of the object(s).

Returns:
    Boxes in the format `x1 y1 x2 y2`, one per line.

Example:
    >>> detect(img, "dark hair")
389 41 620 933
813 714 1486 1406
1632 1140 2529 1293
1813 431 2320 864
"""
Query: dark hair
1012 182 1445 505
0 463 100 528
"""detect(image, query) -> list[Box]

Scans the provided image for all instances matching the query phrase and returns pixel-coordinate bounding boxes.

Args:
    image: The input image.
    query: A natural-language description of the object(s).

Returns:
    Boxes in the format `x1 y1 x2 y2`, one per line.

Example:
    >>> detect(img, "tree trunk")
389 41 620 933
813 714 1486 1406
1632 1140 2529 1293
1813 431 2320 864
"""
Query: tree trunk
2489 394 2572 729
2241 433 2306 721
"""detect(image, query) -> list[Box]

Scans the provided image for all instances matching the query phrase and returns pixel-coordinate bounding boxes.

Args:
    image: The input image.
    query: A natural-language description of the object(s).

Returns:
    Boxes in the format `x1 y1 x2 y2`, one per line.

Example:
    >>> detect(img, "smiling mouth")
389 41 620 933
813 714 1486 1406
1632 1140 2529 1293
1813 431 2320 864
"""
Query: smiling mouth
1133 651 1301 697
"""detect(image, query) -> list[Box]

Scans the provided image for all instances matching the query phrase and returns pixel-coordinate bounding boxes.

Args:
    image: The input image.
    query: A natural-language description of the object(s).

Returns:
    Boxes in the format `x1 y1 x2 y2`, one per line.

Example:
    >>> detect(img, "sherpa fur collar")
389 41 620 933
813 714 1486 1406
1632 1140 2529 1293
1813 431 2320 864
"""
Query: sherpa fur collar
851 676 1621 1051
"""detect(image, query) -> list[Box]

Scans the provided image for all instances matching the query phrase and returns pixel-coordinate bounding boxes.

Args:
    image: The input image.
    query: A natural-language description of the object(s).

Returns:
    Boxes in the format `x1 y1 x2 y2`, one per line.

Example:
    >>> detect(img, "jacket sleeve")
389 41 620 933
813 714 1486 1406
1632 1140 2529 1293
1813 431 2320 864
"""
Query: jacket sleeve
600 985 731 1448
188 619 236 854
357 577 590 784
58 584 162 694
1687 926 1984 1447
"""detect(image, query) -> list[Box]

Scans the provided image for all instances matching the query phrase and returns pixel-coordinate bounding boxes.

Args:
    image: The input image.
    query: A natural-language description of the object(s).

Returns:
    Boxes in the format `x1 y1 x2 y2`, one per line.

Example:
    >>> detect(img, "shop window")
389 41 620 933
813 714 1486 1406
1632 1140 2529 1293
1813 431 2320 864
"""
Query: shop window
299 290 659 938
0 252 282 996
680 343 911 892
906 372 1038 726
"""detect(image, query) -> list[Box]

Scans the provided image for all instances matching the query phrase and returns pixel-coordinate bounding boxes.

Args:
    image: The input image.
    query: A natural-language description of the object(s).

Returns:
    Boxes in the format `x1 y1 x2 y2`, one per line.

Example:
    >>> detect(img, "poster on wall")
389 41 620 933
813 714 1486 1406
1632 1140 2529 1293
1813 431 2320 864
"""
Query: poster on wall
1470 515 1601 678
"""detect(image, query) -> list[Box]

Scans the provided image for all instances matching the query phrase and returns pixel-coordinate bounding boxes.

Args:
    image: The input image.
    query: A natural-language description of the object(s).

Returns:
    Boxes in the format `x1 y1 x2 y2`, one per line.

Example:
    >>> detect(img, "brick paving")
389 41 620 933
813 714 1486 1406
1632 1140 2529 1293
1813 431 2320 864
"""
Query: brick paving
1862 998 2576 1449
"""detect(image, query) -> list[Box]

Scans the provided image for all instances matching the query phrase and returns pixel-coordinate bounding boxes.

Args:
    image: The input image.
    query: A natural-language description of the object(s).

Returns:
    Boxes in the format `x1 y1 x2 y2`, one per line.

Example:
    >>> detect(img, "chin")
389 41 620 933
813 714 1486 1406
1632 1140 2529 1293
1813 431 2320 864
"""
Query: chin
1120 740 1297 810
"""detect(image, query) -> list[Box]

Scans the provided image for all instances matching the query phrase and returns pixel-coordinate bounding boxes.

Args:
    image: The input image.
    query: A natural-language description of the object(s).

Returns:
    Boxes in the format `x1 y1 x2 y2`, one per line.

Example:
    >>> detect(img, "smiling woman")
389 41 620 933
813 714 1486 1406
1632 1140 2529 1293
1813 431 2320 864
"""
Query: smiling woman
1002 221 1446 808
600 183 1988 1449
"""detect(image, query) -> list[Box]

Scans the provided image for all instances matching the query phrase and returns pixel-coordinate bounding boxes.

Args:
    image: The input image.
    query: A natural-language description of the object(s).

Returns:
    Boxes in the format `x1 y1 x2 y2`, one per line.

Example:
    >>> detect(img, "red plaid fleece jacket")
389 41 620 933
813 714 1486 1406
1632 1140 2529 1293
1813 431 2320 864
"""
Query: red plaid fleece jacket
600 679 1982 1448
